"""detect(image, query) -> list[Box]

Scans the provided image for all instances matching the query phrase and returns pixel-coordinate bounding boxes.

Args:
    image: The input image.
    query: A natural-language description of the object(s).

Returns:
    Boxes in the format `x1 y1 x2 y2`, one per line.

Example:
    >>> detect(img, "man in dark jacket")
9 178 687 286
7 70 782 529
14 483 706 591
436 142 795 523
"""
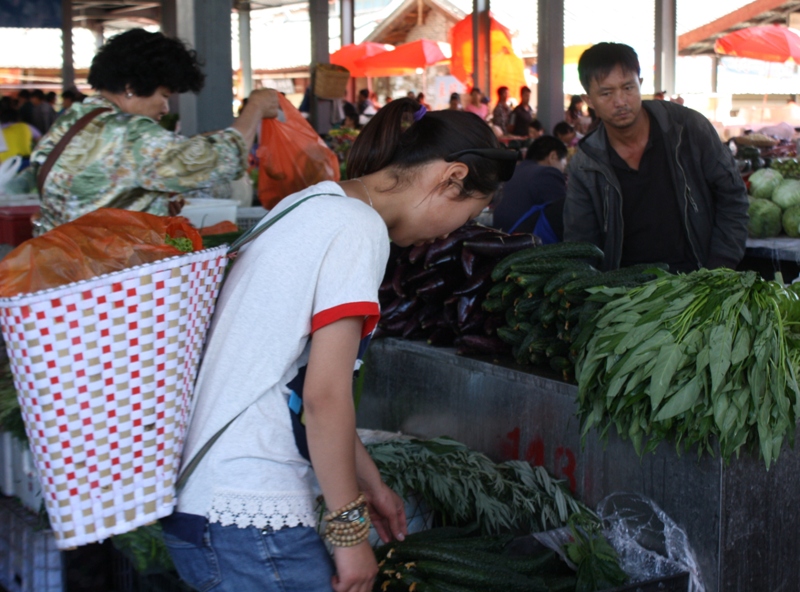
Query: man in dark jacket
564 43 748 272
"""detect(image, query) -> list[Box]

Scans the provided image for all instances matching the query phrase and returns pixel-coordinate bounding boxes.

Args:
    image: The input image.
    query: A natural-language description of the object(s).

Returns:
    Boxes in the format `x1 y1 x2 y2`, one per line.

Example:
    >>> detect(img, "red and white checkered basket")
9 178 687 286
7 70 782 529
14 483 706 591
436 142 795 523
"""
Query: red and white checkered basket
0 246 228 549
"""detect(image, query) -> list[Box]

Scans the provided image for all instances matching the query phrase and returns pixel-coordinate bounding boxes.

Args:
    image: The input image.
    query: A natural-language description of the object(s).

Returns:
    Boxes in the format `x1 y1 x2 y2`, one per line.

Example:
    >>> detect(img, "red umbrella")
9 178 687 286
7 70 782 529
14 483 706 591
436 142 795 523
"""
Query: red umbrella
331 42 394 78
356 39 447 77
714 25 800 63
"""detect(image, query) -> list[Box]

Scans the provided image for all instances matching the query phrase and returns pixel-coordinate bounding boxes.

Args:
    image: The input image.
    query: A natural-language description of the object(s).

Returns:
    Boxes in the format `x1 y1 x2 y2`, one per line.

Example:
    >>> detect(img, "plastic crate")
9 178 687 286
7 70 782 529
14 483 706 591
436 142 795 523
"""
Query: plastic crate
0 497 63 592
236 206 268 231
0 205 39 246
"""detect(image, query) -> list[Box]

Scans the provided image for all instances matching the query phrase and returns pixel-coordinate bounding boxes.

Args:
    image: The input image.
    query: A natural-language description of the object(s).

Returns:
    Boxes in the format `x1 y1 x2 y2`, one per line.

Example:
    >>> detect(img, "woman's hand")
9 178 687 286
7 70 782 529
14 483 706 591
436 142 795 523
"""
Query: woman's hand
364 481 407 544
331 542 379 592
247 89 280 120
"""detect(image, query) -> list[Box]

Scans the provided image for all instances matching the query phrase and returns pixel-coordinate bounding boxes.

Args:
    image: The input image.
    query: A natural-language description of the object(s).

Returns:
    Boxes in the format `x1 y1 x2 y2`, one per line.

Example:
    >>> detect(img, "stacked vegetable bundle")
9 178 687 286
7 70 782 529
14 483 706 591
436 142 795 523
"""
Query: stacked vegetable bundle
376 225 540 355
747 168 800 238
486 243 665 382
575 268 800 468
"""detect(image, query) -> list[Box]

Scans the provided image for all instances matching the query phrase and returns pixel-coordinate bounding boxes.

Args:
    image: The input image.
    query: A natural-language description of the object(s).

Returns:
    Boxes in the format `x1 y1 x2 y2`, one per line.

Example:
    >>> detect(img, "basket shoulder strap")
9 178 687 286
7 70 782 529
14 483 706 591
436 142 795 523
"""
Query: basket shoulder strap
226 192 338 257
37 107 111 195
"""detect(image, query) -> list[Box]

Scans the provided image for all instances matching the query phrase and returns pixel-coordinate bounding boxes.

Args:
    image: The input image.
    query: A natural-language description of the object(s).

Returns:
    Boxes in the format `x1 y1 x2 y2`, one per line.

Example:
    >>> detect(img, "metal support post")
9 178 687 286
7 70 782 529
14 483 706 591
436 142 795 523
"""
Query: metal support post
654 0 677 94
238 1 253 99
310 0 333 134
472 0 490 96
537 0 564 133
62 0 75 91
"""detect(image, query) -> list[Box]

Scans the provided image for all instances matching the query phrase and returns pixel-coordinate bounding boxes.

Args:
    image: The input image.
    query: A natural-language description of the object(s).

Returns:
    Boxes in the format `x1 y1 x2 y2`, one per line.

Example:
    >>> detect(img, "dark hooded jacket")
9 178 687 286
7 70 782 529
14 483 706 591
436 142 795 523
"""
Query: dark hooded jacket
564 100 748 271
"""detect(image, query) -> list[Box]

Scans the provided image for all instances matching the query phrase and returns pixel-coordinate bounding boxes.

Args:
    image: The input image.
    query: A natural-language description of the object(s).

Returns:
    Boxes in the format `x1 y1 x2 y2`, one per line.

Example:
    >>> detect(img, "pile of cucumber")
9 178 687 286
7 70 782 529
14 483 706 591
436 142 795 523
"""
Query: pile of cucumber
485 243 666 382
374 528 577 592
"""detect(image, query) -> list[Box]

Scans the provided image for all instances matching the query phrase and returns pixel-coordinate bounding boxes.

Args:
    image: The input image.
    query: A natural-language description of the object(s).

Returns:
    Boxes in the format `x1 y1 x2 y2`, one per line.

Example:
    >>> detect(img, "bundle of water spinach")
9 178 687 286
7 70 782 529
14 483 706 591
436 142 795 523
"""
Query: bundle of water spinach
575 268 800 468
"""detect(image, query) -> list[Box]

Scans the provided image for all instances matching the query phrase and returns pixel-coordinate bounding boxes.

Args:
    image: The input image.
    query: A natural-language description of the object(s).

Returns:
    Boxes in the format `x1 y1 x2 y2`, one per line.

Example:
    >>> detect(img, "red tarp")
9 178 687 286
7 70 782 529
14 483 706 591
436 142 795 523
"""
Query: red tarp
355 39 447 77
331 42 394 77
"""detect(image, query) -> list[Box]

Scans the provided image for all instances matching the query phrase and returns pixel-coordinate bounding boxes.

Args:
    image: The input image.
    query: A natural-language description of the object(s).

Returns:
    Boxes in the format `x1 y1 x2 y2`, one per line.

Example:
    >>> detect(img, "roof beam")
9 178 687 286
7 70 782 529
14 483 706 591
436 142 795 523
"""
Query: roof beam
678 0 787 51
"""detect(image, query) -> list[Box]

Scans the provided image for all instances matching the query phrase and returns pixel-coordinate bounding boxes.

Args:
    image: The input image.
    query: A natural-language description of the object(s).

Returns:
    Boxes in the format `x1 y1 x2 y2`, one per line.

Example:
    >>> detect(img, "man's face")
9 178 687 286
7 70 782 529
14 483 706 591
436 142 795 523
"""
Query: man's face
584 66 642 130
499 89 508 102
521 90 531 104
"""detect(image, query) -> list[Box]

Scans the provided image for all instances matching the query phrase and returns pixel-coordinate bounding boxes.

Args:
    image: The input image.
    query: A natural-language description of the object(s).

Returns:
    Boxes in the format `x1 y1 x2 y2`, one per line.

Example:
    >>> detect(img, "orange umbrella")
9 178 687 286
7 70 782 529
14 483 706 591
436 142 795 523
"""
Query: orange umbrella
714 25 800 63
331 42 394 77
356 39 447 77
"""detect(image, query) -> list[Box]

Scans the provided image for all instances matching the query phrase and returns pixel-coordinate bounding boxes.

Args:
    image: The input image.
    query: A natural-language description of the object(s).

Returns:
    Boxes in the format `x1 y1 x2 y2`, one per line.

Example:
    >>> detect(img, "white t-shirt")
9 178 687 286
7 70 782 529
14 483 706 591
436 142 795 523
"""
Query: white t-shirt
177 181 390 530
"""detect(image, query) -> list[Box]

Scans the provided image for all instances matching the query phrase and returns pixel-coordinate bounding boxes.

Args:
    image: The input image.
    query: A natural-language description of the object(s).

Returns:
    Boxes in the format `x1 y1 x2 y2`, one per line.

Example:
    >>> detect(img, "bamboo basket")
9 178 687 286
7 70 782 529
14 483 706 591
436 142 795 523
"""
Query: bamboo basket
313 64 350 100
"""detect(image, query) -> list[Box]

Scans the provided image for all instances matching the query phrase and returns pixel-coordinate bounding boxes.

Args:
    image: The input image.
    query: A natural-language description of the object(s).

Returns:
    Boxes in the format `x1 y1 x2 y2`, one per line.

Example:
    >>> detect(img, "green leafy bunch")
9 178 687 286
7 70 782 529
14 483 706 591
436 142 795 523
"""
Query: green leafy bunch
564 516 628 592
164 234 194 253
367 436 596 534
575 268 800 468
0 360 27 444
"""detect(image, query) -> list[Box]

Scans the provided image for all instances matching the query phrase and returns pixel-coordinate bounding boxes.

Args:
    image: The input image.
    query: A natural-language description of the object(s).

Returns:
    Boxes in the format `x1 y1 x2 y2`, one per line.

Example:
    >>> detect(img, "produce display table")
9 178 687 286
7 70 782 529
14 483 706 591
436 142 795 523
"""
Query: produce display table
746 236 800 263
358 338 800 592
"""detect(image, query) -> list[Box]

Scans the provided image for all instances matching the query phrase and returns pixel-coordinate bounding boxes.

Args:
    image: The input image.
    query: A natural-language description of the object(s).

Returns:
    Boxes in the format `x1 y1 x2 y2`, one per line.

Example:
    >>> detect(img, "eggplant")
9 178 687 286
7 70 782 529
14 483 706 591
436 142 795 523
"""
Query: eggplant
462 233 538 257
461 248 476 277
483 314 505 336
401 316 422 339
457 335 508 356
380 297 404 318
380 318 407 334
442 302 457 329
425 252 460 270
382 297 419 323
392 262 408 297
416 277 450 299
459 310 486 335
405 265 438 287
452 266 493 297
457 294 479 327
407 243 429 265
427 327 456 347
419 303 444 330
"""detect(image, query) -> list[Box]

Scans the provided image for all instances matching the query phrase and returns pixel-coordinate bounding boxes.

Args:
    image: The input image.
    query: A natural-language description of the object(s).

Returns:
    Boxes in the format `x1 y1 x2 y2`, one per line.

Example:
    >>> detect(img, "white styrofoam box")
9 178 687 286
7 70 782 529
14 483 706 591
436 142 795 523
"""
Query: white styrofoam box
1 430 14 496
10 437 43 515
236 206 268 232
0 498 63 592
0 194 40 207
181 198 237 229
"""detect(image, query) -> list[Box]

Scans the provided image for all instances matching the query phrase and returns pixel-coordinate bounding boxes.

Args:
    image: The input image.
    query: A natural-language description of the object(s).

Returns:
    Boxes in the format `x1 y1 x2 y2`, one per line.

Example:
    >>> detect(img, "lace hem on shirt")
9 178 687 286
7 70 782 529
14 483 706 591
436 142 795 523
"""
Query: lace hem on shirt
208 490 320 530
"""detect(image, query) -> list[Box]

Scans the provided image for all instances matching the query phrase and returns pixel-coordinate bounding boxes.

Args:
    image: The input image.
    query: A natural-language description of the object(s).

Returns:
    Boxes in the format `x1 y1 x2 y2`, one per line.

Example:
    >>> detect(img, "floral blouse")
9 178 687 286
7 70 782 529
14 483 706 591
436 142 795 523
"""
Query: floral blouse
31 96 247 234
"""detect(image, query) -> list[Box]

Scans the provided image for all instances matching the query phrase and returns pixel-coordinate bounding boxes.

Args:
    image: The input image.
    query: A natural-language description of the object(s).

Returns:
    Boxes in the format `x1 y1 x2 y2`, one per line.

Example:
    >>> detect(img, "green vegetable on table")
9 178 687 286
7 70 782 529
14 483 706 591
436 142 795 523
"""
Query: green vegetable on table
747 197 783 238
771 178 800 210
782 204 800 238
575 268 800 469
748 168 783 200
164 234 194 253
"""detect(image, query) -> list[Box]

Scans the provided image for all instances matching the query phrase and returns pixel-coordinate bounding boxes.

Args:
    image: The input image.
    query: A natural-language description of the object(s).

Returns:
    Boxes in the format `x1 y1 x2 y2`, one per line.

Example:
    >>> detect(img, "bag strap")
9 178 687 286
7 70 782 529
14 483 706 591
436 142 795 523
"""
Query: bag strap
176 191 338 492
37 107 111 195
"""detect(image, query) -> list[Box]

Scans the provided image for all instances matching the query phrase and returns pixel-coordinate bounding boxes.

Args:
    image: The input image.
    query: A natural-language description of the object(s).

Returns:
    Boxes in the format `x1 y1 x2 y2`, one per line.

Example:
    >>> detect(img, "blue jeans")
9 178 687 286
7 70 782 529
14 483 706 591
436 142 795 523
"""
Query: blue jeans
162 514 335 592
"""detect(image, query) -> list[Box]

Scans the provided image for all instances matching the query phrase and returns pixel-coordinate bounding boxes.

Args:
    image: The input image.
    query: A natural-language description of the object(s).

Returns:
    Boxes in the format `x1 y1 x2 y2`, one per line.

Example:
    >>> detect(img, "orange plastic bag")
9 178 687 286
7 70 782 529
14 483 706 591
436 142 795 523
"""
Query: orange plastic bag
0 209 203 298
257 94 340 210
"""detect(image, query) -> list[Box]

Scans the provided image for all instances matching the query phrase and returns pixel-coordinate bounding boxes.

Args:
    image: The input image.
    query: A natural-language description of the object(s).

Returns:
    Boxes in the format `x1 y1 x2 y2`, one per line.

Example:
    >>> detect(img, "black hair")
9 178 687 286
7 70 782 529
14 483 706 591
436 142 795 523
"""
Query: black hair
31 89 45 100
46 91 57 102
62 89 77 101
526 135 567 162
553 121 574 137
567 94 583 117
449 92 460 101
0 107 19 124
497 86 508 98
88 28 205 96
530 119 544 131
358 88 369 99
347 97 506 198
578 42 640 93
520 86 531 95
18 89 30 100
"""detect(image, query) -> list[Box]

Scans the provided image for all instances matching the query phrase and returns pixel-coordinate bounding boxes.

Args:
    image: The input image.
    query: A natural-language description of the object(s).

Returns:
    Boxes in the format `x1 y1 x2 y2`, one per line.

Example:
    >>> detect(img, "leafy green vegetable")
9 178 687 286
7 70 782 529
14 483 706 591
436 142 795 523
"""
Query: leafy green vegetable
112 523 175 575
0 361 27 444
575 268 800 468
772 179 800 210
564 517 628 592
164 234 194 253
368 436 595 534
782 204 800 238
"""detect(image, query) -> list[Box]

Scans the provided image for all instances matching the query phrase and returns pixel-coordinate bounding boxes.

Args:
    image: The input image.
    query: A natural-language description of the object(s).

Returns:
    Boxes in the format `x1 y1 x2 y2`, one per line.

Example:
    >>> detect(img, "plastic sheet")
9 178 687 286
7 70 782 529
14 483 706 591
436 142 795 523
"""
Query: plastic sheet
597 492 704 592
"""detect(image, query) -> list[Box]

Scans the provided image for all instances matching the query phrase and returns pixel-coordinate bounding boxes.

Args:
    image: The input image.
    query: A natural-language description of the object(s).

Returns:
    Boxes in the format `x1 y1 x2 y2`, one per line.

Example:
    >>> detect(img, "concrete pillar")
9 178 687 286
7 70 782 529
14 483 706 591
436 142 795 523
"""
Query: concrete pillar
62 0 75 92
341 0 355 47
537 0 564 134
472 0 490 96
310 0 333 134
161 0 177 37
711 55 719 94
175 0 233 135
654 0 677 94
238 2 253 99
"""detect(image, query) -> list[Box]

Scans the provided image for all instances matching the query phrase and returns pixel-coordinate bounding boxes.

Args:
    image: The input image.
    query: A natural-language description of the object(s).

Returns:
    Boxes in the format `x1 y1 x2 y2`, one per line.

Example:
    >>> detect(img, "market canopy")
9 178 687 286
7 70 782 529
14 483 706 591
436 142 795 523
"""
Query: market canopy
449 13 526 103
564 44 592 65
355 39 447 77
714 24 800 63
330 42 394 78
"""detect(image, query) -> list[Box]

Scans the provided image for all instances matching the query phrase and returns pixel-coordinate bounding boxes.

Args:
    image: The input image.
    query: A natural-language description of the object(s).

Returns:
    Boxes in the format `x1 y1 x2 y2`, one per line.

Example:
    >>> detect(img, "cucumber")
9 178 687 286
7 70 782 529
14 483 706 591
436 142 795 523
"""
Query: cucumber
542 265 597 296
427 579 476 592
529 337 552 354
545 340 569 358
505 307 518 328
491 242 604 281
486 282 507 300
514 296 543 316
501 282 522 304
510 258 589 276
482 298 505 313
562 263 668 295
413 560 548 592
497 327 525 346
511 273 547 287
549 356 572 371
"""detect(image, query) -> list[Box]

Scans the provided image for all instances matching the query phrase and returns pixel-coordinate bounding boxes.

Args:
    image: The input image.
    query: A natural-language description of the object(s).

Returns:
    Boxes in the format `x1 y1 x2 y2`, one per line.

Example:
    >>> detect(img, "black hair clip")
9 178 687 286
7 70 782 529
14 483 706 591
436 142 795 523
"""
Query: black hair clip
445 148 519 182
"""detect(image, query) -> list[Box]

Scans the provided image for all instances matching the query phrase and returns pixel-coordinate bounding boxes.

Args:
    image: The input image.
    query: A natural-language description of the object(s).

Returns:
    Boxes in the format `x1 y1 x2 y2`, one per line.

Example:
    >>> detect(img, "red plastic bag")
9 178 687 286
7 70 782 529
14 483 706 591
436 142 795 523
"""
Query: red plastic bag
257 94 340 210
0 209 203 298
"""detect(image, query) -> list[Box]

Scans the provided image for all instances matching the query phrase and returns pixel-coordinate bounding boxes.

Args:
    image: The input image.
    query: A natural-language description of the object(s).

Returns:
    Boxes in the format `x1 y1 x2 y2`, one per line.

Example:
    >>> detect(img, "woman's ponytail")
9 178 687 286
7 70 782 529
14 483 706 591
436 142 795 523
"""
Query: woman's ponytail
345 97 508 198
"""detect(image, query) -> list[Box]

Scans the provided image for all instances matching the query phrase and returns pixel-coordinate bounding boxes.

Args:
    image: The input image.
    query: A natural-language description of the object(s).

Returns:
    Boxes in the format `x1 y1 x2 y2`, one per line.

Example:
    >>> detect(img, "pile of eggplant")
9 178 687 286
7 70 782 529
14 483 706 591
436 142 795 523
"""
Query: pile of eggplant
376 224 541 356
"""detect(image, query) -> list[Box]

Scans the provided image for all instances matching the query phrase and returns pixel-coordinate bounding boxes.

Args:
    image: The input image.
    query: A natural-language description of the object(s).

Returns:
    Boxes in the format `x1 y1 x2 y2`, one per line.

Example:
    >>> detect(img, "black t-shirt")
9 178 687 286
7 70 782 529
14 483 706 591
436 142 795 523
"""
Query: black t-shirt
608 111 696 273
510 104 533 136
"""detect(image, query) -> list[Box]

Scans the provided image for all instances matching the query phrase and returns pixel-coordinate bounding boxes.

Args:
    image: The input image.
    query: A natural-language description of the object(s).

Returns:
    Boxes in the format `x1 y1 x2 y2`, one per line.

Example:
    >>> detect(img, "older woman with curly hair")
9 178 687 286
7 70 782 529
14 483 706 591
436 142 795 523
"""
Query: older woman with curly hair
30 28 278 235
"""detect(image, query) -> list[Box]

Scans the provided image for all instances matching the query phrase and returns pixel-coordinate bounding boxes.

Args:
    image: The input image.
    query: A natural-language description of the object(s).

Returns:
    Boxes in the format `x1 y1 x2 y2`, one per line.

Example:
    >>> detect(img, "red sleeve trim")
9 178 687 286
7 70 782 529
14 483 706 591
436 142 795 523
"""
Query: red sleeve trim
312 302 381 338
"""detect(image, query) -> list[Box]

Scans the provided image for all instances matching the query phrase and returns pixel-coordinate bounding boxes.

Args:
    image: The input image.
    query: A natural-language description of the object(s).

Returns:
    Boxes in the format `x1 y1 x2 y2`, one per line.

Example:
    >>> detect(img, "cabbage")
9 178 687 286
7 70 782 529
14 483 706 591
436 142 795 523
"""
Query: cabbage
748 197 782 238
771 179 800 209
749 168 783 200
783 205 800 238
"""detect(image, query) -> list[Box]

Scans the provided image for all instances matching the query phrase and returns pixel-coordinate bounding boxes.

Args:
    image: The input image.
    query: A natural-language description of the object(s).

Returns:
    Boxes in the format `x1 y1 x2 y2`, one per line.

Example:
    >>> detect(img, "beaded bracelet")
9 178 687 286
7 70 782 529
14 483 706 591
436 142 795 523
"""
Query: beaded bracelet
324 493 371 547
